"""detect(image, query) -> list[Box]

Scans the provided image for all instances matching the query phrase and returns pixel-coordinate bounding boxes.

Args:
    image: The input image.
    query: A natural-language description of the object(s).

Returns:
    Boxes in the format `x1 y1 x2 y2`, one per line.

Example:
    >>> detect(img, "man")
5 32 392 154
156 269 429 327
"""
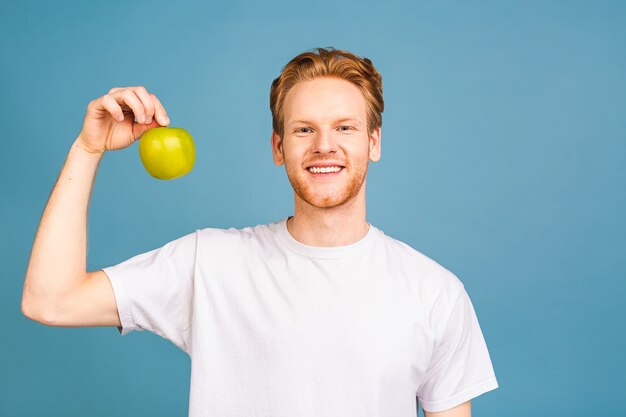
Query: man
22 47 498 416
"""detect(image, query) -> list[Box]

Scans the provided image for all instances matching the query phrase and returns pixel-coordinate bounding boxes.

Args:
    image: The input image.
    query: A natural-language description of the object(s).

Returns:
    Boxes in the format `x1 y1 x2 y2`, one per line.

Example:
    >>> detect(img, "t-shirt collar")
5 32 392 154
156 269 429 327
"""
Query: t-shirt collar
276 217 377 259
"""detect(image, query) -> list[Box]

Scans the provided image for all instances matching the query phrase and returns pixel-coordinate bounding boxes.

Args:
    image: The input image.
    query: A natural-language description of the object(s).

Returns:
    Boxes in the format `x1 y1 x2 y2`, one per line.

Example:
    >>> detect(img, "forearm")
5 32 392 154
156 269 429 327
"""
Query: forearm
22 139 104 318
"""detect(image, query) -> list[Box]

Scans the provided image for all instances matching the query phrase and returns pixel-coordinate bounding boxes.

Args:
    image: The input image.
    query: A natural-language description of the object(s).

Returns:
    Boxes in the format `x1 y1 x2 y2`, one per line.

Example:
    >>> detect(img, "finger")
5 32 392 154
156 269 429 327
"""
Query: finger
149 93 170 126
110 89 146 123
132 86 155 124
108 87 123 95
132 120 159 141
101 94 124 122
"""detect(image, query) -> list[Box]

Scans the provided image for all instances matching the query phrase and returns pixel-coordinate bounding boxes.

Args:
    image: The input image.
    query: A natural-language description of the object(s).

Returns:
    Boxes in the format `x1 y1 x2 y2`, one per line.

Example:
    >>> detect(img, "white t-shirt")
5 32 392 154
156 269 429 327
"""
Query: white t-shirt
103 218 498 416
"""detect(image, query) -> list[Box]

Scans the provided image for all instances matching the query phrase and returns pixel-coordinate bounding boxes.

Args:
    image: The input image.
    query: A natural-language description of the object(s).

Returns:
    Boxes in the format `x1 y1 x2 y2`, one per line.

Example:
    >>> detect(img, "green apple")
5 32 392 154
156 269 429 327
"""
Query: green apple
139 127 195 180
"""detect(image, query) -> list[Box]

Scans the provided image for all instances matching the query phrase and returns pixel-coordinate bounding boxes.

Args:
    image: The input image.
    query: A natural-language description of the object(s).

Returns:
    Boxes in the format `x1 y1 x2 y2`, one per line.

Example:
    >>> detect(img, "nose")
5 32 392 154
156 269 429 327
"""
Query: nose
312 129 338 154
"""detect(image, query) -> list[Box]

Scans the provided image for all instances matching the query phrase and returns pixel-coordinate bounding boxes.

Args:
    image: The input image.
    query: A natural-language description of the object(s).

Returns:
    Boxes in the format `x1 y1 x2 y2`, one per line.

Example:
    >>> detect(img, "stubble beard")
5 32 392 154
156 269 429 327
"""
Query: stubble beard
285 160 369 210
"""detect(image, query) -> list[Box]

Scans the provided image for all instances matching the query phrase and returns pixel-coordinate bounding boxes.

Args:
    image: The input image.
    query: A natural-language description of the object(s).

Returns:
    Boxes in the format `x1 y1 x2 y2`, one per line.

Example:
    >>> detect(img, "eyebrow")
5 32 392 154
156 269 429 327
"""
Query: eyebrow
288 117 362 126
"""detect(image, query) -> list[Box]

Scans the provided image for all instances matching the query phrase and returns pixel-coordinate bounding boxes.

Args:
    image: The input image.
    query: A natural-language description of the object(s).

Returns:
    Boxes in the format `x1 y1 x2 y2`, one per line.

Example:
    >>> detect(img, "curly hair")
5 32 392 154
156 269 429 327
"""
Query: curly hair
270 47 384 138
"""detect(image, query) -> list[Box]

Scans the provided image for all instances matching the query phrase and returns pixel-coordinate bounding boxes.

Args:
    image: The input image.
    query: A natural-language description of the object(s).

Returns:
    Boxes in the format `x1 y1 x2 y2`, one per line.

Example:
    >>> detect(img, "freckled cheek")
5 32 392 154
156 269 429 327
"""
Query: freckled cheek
283 156 305 174
283 147 308 164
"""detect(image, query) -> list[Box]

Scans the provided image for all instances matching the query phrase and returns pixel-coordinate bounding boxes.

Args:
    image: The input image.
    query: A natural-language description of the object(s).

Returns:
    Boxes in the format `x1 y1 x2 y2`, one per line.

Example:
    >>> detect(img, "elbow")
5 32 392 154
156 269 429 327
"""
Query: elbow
21 297 40 322
21 297 56 326
21 283 39 321
21 299 39 323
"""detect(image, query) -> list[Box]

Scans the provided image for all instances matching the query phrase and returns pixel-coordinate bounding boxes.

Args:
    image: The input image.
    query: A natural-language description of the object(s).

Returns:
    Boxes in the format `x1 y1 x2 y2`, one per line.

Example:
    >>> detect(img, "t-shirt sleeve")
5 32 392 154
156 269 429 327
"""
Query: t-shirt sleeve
417 287 499 413
101 230 198 354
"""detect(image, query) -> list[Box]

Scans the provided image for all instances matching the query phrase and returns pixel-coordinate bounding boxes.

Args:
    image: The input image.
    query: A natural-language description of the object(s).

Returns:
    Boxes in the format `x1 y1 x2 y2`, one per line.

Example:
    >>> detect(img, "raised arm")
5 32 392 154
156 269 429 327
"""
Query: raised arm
21 86 169 326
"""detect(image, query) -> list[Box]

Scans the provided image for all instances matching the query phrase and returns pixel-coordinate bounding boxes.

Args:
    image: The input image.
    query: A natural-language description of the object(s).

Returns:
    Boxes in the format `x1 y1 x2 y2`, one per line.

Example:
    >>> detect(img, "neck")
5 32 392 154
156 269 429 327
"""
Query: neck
287 186 370 247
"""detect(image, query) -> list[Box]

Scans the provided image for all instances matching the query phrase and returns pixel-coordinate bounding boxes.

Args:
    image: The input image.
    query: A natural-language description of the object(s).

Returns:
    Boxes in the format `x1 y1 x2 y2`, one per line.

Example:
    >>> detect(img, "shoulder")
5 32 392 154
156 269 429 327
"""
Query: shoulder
375 228 463 286
372 227 466 305
196 220 281 248
373 228 470 337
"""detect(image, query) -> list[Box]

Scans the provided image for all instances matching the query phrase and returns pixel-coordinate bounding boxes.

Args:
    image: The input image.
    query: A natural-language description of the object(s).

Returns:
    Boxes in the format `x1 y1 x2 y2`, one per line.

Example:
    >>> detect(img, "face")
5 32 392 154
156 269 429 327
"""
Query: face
271 77 381 210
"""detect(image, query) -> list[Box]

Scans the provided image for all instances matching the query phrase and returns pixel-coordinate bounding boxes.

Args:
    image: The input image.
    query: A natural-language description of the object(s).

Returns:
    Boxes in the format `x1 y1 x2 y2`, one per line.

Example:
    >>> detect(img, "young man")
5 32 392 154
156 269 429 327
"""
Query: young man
22 47 498 417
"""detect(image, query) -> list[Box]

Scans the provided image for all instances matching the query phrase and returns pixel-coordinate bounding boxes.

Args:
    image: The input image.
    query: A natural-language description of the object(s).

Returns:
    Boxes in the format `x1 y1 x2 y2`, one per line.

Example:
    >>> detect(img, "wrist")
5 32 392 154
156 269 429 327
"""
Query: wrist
72 137 105 157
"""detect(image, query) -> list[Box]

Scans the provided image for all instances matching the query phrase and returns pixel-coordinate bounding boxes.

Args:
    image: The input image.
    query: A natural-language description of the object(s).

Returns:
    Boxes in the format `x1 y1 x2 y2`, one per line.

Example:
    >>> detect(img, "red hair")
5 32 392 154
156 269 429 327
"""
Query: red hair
270 47 384 138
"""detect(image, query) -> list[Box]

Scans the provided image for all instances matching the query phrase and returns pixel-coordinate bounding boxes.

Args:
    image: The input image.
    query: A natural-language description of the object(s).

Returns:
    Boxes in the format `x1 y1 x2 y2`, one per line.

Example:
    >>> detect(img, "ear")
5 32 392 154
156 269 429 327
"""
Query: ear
271 131 285 166
368 127 381 162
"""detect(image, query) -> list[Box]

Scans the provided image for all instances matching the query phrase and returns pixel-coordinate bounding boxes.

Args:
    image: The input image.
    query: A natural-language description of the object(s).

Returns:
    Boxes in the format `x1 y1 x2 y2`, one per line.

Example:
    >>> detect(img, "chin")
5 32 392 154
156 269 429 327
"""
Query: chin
290 180 365 210
300 194 351 209
284 162 369 210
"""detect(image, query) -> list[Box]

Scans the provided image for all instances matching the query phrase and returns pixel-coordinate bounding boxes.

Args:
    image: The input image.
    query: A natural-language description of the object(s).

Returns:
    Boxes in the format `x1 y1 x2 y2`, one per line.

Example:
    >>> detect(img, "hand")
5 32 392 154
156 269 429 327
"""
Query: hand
76 86 170 154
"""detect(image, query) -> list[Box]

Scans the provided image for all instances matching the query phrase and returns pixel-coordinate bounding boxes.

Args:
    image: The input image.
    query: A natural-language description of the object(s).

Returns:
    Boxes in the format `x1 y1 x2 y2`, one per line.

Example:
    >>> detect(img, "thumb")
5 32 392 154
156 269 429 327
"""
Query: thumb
132 119 163 141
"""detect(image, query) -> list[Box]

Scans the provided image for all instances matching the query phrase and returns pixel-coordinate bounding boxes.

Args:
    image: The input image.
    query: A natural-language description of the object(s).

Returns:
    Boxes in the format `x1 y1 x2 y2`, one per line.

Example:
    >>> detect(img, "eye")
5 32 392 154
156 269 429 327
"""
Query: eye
295 127 312 133
338 125 353 132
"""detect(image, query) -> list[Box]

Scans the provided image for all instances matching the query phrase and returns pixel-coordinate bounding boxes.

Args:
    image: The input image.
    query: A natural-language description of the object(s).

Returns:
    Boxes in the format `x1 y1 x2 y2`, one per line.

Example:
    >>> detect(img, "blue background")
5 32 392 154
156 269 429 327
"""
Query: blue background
2 0 625 416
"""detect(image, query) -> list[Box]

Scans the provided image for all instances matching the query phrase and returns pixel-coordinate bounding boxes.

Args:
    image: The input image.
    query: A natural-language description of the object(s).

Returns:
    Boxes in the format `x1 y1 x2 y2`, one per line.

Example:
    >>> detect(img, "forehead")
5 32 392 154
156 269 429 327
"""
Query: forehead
283 77 367 125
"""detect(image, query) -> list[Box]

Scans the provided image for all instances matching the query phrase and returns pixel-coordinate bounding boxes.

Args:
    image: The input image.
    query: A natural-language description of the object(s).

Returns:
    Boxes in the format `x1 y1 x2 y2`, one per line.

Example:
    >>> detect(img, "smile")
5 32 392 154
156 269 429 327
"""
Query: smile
307 166 343 174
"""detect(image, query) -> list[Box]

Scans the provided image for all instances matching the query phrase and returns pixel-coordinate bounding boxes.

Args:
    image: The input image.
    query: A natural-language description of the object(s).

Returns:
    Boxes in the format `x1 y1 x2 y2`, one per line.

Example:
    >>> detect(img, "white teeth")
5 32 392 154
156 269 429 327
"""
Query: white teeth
309 166 342 174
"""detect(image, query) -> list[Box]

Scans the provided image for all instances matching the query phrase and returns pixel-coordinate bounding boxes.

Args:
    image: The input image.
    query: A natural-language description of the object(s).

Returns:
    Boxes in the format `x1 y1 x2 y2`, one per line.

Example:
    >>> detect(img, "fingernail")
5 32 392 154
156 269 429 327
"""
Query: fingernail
146 116 152 124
